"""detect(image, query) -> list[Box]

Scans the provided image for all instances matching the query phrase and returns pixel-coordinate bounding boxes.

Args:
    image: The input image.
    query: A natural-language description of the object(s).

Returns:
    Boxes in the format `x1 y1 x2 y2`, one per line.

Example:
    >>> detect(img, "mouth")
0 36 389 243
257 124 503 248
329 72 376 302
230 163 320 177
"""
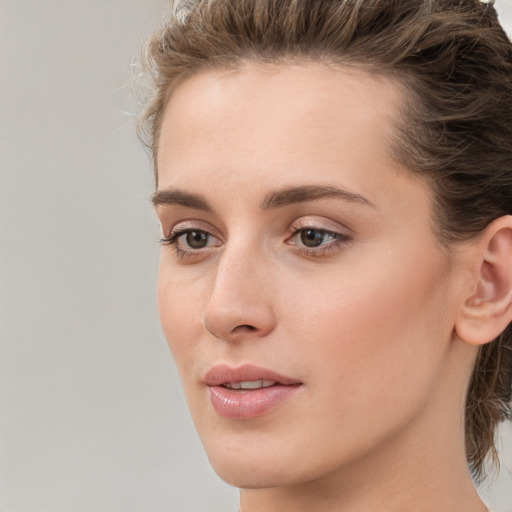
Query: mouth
204 363 302 387
221 380 278 390
204 364 302 420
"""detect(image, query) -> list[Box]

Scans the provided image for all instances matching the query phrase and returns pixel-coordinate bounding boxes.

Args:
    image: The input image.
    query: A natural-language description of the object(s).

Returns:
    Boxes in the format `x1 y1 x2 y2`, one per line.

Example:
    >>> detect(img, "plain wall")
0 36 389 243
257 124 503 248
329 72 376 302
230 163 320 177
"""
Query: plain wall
0 1 510 511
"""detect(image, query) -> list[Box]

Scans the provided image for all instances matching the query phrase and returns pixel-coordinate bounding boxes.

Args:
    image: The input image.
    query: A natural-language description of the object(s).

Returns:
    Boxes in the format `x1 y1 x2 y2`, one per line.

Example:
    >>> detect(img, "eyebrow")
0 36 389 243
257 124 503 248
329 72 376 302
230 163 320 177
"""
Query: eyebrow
151 188 213 212
260 185 376 210
151 185 376 211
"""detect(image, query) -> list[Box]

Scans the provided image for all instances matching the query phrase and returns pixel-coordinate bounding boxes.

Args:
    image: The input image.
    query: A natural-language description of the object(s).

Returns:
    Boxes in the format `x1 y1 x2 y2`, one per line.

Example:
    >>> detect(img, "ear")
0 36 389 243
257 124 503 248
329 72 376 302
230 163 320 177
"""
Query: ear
455 215 512 346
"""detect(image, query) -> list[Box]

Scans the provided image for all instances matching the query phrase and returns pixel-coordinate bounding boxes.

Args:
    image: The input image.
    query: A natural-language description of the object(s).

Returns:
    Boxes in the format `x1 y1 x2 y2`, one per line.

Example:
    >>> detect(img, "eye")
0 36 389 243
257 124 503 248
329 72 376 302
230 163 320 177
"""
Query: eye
287 226 350 256
298 228 336 248
160 228 221 255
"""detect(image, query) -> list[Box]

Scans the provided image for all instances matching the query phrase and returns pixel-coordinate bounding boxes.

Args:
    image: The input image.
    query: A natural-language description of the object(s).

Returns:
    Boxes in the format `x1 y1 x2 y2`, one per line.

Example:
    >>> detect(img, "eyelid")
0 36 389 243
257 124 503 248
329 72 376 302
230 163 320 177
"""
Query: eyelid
287 216 352 235
166 229 221 247
285 216 353 256
160 216 352 261
164 220 223 240
159 220 224 263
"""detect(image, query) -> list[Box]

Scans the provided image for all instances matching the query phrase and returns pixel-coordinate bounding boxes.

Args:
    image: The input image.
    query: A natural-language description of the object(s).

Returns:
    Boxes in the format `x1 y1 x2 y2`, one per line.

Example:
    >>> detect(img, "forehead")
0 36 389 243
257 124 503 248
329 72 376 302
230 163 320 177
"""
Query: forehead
157 62 409 200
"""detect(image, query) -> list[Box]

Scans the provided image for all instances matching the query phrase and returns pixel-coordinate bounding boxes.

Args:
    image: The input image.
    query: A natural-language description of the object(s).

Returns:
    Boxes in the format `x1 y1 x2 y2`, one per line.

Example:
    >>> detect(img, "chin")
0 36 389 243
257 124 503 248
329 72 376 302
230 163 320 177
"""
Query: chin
210 456 303 489
200 430 328 489
203 438 285 487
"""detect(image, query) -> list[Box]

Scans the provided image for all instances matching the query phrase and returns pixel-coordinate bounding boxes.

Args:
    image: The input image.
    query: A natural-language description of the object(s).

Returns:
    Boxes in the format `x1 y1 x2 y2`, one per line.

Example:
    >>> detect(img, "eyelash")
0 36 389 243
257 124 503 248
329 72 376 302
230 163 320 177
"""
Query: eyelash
286 226 351 257
159 228 220 260
159 225 351 260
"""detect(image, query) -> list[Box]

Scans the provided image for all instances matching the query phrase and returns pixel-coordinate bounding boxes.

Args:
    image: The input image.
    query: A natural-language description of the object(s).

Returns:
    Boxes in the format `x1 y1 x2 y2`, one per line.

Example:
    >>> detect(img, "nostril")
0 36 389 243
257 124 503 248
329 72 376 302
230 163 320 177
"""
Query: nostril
235 324 257 332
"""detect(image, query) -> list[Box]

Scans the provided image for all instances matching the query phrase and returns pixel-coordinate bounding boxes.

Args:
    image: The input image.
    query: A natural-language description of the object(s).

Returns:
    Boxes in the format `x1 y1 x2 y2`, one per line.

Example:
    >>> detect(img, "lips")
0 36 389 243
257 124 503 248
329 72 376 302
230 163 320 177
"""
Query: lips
204 364 301 387
204 364 302 420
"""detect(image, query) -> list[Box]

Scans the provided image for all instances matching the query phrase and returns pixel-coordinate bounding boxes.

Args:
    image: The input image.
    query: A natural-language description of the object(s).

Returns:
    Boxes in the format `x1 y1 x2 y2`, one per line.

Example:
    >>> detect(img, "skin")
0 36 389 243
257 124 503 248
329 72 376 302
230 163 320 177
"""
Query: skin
155 63 489 512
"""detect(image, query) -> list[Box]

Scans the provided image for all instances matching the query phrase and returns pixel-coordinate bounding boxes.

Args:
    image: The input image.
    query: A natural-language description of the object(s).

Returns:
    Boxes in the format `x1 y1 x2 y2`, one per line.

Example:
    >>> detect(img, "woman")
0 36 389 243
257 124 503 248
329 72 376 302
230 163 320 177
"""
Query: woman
139 1 512 510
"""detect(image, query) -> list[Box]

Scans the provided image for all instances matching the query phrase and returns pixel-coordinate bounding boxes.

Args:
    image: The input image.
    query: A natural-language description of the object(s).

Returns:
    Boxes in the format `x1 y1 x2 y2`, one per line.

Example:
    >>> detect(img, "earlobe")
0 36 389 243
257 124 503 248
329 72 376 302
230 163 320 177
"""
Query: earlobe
455 215 512 346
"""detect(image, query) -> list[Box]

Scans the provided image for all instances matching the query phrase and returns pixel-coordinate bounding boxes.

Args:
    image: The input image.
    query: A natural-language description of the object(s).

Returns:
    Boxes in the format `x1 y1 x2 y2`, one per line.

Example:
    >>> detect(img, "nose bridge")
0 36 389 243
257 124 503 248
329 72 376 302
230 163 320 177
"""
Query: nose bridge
203 237 276 341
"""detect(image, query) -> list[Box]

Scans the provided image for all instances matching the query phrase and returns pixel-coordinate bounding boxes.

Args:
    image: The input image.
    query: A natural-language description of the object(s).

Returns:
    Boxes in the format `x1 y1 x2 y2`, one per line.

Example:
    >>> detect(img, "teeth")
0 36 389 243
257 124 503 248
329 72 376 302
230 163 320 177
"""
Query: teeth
224 380 276 389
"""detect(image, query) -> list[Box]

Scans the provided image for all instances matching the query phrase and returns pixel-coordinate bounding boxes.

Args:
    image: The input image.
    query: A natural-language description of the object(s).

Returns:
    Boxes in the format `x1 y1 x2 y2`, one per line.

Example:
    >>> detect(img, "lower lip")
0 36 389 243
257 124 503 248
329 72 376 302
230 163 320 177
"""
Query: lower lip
208 384 301 420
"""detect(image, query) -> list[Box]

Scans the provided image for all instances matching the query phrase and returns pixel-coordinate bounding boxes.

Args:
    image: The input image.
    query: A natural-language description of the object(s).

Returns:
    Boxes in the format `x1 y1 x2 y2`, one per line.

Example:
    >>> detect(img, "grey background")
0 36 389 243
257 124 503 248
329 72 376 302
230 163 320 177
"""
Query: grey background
0 1 510 511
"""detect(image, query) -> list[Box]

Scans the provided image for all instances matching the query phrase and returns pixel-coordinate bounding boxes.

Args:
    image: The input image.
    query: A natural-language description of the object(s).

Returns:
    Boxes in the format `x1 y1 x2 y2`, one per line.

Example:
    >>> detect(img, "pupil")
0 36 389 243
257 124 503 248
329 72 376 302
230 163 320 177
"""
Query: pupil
186 231 208 249
301 229 324 247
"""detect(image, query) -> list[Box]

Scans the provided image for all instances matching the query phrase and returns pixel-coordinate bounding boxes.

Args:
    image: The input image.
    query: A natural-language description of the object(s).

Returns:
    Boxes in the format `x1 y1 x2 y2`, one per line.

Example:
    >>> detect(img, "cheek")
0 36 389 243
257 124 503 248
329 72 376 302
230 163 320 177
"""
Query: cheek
157 264 205 364
281 243 453 414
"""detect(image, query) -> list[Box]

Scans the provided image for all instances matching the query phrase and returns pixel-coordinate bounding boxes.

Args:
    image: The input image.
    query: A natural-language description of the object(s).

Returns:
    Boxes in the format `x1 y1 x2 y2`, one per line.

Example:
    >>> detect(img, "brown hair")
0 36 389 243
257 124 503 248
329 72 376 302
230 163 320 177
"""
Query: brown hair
139 0 512 481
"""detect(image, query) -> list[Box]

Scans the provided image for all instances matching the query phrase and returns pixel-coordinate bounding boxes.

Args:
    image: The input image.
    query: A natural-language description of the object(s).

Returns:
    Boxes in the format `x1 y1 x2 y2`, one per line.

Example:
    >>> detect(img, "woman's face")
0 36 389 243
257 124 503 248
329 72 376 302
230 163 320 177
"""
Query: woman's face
155 63 465 488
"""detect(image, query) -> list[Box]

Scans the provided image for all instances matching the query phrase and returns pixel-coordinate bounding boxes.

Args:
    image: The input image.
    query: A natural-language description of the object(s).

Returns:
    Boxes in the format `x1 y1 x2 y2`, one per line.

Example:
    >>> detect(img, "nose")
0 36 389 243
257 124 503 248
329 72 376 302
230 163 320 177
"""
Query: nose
203 245 276 343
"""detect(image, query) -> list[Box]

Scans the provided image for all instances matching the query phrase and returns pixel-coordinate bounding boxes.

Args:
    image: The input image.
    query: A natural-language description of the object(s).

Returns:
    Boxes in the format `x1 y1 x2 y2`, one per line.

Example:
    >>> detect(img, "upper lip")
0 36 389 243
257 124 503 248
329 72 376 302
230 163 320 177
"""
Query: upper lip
203 364 302 386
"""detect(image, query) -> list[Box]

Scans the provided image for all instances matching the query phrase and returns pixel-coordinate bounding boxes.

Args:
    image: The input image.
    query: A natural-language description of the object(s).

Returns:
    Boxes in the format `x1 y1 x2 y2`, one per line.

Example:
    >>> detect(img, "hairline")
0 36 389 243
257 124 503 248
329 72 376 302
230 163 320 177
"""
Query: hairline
152 56 418 178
